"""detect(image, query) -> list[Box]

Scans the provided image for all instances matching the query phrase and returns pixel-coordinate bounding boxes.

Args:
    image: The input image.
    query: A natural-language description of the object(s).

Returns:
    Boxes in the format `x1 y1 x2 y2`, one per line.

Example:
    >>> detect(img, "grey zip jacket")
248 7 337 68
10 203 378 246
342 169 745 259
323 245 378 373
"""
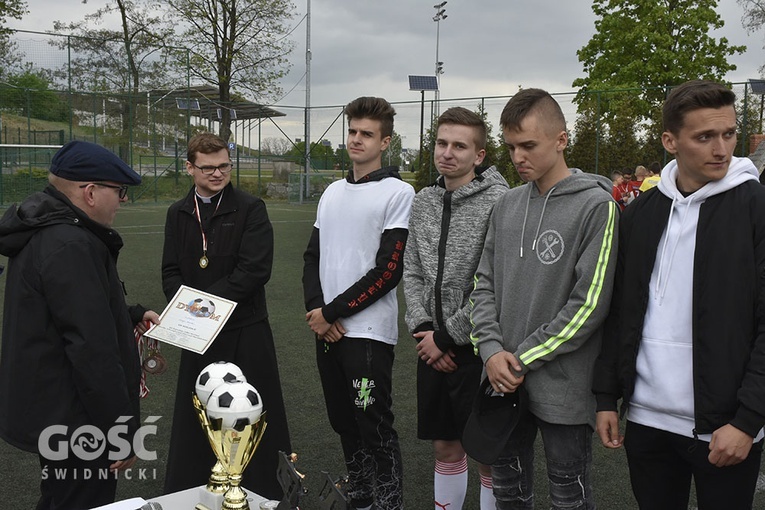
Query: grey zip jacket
470 169 618 426
404 166 509 348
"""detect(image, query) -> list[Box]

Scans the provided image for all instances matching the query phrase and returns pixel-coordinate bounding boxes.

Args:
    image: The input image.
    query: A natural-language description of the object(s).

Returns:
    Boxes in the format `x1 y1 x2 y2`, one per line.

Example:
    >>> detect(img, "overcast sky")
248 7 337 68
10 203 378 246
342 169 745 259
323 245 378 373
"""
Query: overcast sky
12 0 765 147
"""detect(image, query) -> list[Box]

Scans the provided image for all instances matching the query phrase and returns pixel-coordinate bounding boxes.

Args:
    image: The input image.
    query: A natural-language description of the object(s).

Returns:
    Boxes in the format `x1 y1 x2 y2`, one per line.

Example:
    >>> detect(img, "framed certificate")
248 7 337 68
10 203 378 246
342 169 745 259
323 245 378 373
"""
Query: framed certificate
145 285 237 354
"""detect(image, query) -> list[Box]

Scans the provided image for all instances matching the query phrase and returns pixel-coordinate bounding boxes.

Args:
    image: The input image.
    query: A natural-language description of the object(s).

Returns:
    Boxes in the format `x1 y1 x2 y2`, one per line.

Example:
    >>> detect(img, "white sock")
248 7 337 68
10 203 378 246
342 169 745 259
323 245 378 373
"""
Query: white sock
355 506 372 510
480 472 496 510
434 455 468 509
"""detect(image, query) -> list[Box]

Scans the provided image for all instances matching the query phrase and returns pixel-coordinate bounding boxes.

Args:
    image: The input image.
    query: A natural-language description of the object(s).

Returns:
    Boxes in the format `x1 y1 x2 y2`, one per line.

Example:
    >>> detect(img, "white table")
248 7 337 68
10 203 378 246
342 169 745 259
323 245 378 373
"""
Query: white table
150 485 268 510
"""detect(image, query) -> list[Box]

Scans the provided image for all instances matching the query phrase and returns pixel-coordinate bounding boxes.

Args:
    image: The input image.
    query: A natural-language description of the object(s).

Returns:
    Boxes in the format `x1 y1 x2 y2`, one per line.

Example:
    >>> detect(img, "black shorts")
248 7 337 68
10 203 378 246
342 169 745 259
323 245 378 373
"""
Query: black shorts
416 343 483 441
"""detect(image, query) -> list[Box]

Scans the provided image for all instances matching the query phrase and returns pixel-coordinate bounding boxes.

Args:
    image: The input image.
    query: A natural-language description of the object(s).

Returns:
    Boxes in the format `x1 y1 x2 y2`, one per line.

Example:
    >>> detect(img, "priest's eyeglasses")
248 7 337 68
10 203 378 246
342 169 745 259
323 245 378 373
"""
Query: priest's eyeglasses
191 162 234 175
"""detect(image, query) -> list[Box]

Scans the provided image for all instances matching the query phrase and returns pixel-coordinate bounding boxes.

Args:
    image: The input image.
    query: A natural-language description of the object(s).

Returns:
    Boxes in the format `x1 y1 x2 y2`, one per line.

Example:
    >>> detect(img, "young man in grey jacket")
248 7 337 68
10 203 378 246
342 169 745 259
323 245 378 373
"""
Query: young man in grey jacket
470 89 618 509
404 107 509 510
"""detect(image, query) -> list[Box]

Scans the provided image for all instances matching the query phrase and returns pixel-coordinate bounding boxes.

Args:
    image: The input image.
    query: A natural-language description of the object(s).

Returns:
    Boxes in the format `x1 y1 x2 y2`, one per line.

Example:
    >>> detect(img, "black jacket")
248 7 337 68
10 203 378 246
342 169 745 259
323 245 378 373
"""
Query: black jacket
592 182 765 437
162 183 273 327
0 186 143 453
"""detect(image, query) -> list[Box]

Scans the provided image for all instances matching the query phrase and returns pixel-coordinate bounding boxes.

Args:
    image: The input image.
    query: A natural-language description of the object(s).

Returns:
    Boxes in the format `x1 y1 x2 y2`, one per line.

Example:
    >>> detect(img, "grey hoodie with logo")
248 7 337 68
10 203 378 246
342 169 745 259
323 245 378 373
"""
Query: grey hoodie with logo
470 169 618 427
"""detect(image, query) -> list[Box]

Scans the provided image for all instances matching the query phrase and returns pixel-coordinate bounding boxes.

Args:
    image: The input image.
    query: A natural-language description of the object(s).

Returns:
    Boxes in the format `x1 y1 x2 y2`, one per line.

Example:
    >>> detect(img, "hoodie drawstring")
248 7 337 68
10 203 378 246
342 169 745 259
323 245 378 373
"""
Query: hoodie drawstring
520 190 531 258
654 195 694 304
520 185 557 258
532 186 557 253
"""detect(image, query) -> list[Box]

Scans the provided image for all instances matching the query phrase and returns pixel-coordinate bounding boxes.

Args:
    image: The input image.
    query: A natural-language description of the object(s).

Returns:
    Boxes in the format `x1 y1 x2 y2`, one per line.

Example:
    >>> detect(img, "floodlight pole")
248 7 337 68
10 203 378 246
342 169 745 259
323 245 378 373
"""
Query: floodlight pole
433 2 447 117
302 0 312 204
418 90 425 174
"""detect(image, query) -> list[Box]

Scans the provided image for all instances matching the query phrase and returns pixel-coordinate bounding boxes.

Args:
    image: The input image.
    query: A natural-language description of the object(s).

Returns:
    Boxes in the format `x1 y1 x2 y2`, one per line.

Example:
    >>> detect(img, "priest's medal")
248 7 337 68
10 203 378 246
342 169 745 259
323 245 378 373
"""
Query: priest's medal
194 191 223 271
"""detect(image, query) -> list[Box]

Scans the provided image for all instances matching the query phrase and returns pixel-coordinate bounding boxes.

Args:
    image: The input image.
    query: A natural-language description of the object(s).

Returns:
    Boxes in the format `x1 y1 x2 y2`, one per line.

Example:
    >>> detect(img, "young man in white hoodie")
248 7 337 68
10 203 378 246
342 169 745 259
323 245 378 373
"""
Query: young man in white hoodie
593 80 765 509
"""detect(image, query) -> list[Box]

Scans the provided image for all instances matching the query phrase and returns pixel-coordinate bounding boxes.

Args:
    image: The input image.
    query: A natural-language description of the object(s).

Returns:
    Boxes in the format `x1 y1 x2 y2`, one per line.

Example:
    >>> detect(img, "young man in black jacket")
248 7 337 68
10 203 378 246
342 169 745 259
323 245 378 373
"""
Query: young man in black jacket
593 80 765 509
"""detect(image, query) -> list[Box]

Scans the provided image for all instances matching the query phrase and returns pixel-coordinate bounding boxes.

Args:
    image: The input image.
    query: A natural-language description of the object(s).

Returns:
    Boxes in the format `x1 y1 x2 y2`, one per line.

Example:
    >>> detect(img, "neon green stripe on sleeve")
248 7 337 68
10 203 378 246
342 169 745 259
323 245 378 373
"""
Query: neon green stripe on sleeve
519 201 617 366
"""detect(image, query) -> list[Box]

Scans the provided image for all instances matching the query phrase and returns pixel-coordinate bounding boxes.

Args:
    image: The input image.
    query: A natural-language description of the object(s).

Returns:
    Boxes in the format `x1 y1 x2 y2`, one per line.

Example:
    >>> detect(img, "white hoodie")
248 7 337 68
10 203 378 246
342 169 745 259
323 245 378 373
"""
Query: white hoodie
628 156 760 440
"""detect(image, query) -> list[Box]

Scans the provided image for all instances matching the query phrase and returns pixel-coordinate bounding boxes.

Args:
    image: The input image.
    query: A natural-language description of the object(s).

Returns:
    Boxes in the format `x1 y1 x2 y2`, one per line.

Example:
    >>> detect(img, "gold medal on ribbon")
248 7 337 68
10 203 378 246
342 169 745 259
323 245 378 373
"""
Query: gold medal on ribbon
194 190 223 271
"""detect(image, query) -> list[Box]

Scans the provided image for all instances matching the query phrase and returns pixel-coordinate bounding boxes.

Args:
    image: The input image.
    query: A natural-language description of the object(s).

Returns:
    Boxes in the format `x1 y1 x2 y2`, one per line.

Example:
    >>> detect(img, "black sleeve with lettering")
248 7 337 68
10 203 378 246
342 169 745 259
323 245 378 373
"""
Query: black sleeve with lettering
322 227 408 323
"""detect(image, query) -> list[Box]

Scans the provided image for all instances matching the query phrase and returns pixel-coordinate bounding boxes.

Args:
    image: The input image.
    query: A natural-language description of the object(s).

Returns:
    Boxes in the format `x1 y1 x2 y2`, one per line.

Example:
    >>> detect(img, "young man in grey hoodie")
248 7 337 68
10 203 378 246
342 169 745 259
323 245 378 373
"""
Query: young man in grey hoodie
593 80 765 509
470 88 618 509
404 107 509 510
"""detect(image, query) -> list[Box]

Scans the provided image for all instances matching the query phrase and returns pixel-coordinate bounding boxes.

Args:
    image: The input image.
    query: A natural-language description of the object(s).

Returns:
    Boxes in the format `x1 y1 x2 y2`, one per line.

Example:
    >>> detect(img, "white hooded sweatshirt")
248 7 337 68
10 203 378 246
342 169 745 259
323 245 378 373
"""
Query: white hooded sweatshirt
628 156 760 440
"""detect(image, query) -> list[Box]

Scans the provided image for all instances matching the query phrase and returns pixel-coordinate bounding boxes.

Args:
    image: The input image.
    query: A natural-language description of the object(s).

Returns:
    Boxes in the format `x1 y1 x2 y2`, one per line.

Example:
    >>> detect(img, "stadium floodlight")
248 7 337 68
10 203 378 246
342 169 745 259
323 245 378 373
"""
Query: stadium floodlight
432 3 447 117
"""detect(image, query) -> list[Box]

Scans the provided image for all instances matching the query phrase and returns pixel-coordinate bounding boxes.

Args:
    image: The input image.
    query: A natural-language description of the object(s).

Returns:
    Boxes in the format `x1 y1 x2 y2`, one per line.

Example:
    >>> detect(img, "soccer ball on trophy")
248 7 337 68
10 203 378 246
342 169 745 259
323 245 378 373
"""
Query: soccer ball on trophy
195 361 246 404
206 381 264 432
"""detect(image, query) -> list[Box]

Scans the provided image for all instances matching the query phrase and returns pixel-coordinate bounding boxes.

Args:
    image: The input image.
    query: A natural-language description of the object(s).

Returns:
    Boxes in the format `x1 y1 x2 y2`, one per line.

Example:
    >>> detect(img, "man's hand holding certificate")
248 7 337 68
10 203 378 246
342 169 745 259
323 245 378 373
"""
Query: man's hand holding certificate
145 285 237 354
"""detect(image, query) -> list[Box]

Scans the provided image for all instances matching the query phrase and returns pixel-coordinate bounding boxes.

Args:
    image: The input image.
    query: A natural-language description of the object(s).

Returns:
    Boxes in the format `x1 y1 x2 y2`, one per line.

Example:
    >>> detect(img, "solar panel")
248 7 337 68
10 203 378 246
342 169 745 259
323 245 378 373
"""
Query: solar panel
216 108 237 120
408 75 439 91
175 98 200 110
749 79 765 95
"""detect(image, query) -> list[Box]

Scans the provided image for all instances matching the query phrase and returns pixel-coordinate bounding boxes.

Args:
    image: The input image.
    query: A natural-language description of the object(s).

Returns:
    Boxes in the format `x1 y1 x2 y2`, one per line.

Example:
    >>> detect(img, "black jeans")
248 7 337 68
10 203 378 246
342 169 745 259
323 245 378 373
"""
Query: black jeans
316 336 403 510
492 408 595 510
625 421 763 510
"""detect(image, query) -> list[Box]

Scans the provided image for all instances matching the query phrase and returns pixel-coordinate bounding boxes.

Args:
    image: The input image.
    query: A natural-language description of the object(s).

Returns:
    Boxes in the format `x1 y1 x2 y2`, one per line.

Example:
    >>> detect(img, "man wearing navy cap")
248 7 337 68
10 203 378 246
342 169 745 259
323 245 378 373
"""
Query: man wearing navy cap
0 141 159 510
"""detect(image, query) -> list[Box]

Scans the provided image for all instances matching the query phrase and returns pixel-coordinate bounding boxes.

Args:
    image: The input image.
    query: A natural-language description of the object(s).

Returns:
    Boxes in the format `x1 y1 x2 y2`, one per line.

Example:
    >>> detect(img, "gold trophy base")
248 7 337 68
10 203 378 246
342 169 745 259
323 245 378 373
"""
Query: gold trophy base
206 460 230 493
222 476 249 510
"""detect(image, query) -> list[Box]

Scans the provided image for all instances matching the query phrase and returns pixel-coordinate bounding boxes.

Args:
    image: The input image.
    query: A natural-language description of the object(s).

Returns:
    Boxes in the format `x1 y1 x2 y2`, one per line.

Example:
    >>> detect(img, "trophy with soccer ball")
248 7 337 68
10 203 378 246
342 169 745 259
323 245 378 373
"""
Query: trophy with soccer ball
205 380 267 510
193 361 267 510
193 362 247 509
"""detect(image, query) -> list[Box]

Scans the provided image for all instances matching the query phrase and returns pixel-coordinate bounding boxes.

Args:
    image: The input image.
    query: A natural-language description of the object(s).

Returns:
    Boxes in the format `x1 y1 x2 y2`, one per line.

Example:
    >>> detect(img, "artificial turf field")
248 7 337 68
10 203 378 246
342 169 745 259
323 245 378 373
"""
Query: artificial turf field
0 200 763 509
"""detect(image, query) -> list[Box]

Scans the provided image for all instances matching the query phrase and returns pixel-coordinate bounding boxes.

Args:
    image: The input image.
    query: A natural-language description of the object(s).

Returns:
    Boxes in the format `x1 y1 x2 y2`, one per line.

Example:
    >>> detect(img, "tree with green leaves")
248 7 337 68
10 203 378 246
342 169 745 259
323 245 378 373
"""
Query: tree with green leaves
0 0 26 35
575 0 744 115
567 108 602 174
286 139 336 170
3 67 68 122
573 0 744 173
165 0 295 142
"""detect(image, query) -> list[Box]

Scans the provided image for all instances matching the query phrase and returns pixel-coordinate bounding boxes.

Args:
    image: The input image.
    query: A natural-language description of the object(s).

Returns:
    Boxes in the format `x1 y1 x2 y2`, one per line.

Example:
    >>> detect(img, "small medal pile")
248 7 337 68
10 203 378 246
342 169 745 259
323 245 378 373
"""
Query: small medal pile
135 321 167 398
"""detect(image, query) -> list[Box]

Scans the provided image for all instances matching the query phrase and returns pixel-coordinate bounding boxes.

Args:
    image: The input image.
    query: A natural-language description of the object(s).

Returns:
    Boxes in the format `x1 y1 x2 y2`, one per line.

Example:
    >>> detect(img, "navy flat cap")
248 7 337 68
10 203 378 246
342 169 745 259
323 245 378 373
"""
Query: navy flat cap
49 141 142 185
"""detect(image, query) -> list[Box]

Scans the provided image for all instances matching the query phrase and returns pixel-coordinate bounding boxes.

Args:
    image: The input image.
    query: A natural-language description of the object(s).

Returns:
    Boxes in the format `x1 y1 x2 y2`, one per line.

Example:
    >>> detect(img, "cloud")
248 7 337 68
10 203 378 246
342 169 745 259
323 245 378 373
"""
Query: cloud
11 0 765 144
